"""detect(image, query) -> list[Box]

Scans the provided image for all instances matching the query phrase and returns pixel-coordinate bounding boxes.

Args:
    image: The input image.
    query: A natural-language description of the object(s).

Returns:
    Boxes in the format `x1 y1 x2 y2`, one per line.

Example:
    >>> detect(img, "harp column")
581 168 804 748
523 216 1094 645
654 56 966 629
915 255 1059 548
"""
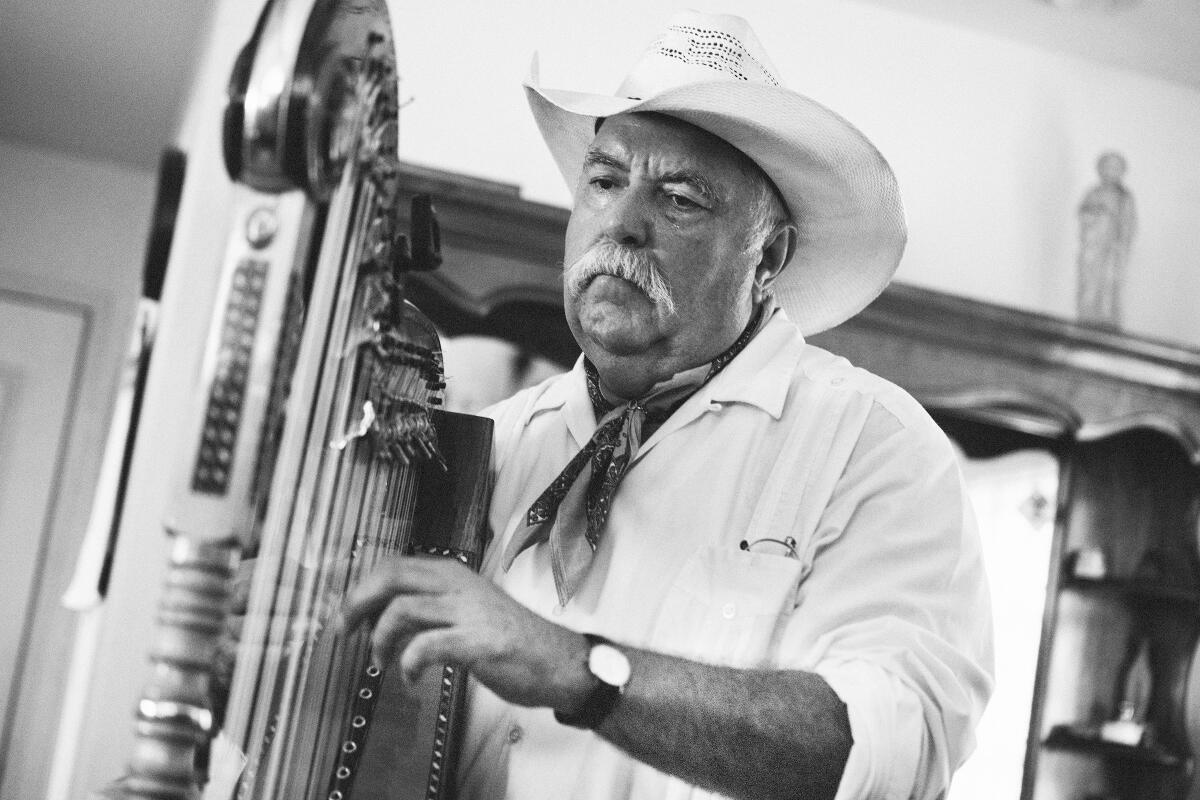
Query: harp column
93 0 404 797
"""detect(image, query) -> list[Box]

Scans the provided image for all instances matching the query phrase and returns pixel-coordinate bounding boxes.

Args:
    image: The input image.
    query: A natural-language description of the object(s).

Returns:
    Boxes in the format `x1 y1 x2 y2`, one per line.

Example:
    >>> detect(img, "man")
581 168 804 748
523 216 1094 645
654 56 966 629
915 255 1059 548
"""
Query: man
343 11 993 800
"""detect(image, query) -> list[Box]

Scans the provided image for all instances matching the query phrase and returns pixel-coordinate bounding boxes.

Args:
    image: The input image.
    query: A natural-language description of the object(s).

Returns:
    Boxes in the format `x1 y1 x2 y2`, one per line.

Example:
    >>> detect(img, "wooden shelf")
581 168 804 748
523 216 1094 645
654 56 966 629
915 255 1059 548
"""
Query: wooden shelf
1044 725 1187 769
1062 575 1200 609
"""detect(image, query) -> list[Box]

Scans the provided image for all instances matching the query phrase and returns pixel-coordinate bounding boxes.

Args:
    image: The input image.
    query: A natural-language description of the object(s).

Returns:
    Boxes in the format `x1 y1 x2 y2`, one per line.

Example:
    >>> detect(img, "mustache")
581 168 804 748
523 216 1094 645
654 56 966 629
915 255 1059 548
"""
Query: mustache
563 242 676 316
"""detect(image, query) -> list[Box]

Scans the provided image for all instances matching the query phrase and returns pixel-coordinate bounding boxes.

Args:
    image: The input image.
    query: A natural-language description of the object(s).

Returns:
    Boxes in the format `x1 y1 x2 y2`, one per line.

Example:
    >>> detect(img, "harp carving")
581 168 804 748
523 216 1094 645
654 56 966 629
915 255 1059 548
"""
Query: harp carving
101 2 492 799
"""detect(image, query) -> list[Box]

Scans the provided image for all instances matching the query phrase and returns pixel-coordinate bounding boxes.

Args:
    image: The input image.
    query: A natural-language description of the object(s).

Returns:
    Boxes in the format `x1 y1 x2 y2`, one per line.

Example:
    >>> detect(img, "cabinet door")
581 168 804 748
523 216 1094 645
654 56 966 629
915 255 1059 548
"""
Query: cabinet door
0 291 87 766
1034 426 1200 800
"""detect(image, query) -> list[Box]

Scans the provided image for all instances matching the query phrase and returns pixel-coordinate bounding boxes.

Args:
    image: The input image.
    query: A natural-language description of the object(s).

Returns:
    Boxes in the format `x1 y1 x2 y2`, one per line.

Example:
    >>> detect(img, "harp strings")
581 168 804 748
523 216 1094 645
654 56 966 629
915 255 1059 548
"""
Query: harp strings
260 164 382 800
221 127 434 798
224 156 366 797
289 348 427 797
204 18 450 795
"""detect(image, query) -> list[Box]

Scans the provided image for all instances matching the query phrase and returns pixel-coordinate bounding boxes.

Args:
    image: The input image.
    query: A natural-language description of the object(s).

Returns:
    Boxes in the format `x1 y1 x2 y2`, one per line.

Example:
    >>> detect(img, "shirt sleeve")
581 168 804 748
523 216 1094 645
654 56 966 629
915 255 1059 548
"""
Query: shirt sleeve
778 398 995 800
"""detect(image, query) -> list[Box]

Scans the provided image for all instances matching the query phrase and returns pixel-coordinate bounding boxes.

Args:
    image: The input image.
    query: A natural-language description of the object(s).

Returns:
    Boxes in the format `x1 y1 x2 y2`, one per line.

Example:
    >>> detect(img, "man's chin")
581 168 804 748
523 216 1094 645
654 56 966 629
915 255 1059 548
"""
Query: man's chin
575 309 662 358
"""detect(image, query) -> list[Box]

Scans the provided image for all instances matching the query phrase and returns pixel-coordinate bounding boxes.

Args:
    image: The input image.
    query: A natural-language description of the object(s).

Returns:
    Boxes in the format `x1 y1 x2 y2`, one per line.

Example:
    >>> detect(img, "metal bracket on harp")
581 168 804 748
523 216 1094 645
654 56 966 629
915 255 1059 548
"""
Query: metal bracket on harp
392 195 442 274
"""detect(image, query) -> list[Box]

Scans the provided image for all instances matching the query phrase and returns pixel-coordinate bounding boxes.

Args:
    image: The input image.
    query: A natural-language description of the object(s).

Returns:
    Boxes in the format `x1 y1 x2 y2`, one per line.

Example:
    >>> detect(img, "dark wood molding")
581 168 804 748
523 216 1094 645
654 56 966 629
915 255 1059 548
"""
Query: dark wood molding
396 161 570 266
815 284 1200 459
846 282 1200 395
394 163 578 366
394 161 1200 457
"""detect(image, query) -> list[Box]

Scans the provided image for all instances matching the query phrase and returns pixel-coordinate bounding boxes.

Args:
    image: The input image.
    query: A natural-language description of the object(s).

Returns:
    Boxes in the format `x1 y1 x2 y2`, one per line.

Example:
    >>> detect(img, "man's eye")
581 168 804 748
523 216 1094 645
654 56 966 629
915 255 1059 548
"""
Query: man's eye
667 193 701 211
590 176 615 190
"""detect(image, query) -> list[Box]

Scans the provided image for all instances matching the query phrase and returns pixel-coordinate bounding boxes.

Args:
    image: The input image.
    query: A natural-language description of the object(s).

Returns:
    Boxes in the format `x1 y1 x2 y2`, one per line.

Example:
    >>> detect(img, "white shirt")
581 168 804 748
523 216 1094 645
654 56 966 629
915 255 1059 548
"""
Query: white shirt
457 310 994 800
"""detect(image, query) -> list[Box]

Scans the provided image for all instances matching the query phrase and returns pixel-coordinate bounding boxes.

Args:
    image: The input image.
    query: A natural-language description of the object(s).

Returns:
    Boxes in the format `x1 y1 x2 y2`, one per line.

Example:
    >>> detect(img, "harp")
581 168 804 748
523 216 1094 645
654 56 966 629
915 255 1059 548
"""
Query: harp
102 2 492 798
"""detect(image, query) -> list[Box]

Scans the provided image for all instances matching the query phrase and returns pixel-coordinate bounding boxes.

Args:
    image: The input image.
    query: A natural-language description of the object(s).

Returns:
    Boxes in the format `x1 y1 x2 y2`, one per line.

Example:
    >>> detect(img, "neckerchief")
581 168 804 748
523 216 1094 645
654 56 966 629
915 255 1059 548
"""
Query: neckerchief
501 304 767 604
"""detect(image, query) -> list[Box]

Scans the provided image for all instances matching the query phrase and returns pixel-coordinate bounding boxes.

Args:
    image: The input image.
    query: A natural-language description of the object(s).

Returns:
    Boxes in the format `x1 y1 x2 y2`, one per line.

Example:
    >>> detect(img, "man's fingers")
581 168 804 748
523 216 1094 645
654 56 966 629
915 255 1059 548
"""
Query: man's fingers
399 628 467 684
340 560 432 631
368 595 455 667
341 556 472 631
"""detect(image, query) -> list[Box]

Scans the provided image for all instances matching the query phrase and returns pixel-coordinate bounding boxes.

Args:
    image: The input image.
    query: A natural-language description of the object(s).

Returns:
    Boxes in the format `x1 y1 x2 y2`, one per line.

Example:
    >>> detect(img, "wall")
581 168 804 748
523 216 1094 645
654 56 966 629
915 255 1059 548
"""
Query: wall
0 138 151 798
386 0 1200 348
0 139 150 301
53 3 261 796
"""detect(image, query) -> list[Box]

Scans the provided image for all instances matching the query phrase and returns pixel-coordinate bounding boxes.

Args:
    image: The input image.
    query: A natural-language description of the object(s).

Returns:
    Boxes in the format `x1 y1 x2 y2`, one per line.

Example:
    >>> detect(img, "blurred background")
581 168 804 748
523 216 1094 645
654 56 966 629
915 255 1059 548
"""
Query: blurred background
2 2 1198 799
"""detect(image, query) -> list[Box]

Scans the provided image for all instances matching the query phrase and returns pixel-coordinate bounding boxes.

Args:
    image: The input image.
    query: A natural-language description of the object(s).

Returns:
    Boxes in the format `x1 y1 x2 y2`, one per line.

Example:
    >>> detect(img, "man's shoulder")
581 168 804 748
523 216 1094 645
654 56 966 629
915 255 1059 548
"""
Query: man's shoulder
480 368 576 438
790 341 946 443
795 343 920 412
484 369 573 414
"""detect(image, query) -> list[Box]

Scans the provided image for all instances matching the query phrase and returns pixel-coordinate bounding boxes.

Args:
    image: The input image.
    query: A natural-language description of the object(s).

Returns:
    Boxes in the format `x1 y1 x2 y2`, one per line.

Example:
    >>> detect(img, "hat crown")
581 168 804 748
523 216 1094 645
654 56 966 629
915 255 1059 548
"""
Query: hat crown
616 11 782 100
524 10 906 336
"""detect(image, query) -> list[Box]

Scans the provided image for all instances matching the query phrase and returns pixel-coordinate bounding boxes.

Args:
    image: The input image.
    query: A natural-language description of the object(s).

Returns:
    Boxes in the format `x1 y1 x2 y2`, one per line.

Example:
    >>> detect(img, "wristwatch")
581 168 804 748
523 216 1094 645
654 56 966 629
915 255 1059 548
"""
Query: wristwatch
554 633 631 729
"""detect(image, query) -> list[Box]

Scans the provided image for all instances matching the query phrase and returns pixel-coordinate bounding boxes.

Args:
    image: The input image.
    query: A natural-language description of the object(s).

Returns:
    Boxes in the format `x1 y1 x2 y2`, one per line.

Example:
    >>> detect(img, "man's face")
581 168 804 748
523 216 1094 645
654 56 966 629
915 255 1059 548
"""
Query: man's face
563 113 765 390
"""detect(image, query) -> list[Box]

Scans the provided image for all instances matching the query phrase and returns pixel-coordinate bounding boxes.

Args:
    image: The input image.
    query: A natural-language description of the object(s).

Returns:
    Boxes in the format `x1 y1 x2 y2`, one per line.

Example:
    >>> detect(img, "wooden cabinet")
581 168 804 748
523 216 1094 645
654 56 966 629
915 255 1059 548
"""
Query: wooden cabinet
930 403 1200 800
815 289 1200 800
1033 425 1200 800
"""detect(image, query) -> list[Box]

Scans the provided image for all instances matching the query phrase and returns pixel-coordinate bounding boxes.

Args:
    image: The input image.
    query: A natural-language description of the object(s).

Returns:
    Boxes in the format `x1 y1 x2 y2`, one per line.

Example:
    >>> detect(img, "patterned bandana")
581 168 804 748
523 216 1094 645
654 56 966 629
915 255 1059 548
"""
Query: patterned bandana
501 304 766 604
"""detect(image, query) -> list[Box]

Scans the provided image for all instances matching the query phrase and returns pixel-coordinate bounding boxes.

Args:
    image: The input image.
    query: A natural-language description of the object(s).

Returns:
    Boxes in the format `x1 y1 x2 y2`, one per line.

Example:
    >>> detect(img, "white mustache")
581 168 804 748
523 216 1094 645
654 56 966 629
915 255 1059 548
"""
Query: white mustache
564 242 676 316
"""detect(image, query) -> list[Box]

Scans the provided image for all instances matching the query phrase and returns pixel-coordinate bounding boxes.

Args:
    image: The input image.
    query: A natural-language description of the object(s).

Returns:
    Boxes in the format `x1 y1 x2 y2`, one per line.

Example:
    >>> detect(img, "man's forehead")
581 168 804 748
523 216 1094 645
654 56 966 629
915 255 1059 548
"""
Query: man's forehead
587 113 753 186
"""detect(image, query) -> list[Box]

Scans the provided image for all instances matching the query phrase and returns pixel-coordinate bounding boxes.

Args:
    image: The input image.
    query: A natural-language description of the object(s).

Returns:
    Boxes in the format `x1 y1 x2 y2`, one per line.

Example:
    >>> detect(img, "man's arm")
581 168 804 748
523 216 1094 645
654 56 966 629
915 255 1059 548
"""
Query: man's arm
341 555 851 800
600 647 851 800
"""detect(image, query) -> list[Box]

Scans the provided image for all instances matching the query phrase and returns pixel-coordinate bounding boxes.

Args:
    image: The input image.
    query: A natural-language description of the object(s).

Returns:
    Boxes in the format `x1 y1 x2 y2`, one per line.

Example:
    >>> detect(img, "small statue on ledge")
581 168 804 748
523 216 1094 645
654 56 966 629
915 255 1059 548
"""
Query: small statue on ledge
1101 633 1153 747
1075 151 1137 331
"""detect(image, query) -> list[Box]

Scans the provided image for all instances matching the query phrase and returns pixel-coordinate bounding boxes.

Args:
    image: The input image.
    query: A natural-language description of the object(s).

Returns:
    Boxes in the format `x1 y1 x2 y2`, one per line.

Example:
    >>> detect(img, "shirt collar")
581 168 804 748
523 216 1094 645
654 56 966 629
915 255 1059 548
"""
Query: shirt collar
527 357 595 447
698 307 805 420
525 307 806 441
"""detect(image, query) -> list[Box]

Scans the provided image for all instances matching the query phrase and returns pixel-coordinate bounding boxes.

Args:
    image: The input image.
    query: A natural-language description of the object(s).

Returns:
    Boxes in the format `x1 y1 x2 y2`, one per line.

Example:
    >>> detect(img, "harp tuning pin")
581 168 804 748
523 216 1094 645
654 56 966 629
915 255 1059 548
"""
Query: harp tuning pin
389 233 413 279
393 195 441 274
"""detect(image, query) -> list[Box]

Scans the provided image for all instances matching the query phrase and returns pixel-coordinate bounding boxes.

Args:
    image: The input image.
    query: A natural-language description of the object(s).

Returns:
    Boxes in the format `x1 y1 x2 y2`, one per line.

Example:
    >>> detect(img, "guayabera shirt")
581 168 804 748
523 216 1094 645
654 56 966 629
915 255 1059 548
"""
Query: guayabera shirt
459 309 994 800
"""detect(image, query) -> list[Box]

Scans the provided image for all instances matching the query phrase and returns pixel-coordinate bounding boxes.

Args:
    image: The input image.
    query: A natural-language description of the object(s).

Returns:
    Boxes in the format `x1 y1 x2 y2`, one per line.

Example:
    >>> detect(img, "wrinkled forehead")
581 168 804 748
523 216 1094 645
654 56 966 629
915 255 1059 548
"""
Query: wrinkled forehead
591 111 766 189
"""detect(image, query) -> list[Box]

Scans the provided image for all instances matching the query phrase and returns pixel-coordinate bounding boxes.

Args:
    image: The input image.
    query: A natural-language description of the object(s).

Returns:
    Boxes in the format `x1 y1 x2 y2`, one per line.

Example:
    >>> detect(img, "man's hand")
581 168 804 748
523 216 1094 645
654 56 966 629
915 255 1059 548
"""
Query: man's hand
341 555 853 800
340 555 591 713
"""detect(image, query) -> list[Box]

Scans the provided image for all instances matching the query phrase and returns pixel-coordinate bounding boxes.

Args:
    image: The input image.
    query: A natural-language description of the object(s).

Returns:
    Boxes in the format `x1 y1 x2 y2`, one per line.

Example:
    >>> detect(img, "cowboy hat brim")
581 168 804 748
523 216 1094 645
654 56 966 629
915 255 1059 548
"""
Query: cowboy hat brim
525 73 907 336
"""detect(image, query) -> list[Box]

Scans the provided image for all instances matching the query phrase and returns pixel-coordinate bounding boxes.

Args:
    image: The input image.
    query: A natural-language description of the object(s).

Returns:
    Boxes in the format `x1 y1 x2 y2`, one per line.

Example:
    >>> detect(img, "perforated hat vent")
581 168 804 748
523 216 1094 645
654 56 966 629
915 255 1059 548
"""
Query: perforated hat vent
650 22 781 86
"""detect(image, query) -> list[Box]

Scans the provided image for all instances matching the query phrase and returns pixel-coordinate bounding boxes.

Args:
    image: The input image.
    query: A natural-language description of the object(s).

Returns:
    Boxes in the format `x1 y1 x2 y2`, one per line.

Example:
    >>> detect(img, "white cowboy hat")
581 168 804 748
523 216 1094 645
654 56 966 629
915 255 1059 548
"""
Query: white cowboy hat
524 10 907 336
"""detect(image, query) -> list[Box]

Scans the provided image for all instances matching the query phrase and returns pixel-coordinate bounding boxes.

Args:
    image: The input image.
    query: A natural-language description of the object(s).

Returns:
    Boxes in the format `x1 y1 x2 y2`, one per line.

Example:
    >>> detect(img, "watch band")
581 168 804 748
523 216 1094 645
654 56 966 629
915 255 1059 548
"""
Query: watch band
554 633 625 729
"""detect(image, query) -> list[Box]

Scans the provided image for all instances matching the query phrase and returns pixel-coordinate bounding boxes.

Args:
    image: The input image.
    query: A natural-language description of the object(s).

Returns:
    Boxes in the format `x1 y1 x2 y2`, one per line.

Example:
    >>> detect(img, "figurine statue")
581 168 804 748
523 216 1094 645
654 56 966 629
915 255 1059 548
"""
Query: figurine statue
1076 151 1137 330
1101 634 1153 747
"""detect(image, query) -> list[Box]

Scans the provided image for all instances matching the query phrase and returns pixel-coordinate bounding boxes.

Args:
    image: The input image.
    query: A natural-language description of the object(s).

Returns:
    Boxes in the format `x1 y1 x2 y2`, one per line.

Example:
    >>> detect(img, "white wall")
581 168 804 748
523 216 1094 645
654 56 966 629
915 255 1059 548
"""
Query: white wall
0 139 151 302
0 138 151 799
387 0 1200 347
48 3 261 796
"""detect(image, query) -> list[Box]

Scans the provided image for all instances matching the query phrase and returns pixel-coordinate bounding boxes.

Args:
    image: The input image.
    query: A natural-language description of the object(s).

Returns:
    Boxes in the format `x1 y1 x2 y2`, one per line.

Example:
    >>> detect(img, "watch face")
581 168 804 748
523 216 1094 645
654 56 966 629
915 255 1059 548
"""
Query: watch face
588 643 632 687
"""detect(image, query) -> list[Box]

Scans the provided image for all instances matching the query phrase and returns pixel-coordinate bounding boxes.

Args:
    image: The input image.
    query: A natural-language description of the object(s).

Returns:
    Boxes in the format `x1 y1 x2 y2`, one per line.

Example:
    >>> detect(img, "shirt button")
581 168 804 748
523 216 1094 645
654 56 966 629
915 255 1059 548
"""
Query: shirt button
722 602 737 619
550 604 564 617
508 726 523 744
831 377 845 386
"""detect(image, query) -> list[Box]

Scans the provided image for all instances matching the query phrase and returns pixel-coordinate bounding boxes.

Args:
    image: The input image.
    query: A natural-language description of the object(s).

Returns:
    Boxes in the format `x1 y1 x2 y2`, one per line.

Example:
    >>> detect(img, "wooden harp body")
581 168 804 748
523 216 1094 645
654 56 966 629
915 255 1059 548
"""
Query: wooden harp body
104 2 492 798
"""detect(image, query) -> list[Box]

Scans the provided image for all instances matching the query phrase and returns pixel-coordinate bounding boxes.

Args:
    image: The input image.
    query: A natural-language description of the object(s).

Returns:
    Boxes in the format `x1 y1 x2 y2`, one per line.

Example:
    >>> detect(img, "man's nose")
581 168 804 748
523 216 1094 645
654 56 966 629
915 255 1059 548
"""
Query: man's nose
600 188 652 247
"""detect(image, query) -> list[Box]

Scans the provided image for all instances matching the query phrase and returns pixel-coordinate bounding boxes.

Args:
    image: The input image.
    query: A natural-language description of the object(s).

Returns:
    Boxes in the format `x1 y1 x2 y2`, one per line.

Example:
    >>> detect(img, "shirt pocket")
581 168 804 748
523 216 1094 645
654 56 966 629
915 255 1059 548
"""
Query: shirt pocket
647 544 804 668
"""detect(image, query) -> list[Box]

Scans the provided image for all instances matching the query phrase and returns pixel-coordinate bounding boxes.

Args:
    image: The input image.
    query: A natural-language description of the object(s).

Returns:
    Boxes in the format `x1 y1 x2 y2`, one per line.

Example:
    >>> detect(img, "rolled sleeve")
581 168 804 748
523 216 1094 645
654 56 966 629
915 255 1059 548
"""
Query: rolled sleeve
821 660 927 800
781 399 994 800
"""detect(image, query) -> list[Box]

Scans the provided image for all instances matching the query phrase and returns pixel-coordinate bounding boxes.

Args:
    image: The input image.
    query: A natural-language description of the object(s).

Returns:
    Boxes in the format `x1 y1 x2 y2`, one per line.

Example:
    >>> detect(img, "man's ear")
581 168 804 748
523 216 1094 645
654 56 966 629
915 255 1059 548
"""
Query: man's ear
753 222 798 301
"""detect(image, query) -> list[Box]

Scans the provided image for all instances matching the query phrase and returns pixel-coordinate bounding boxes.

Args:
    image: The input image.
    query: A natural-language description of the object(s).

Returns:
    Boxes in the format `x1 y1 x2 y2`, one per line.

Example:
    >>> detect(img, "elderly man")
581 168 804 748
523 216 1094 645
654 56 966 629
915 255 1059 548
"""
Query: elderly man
344 11 992 800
